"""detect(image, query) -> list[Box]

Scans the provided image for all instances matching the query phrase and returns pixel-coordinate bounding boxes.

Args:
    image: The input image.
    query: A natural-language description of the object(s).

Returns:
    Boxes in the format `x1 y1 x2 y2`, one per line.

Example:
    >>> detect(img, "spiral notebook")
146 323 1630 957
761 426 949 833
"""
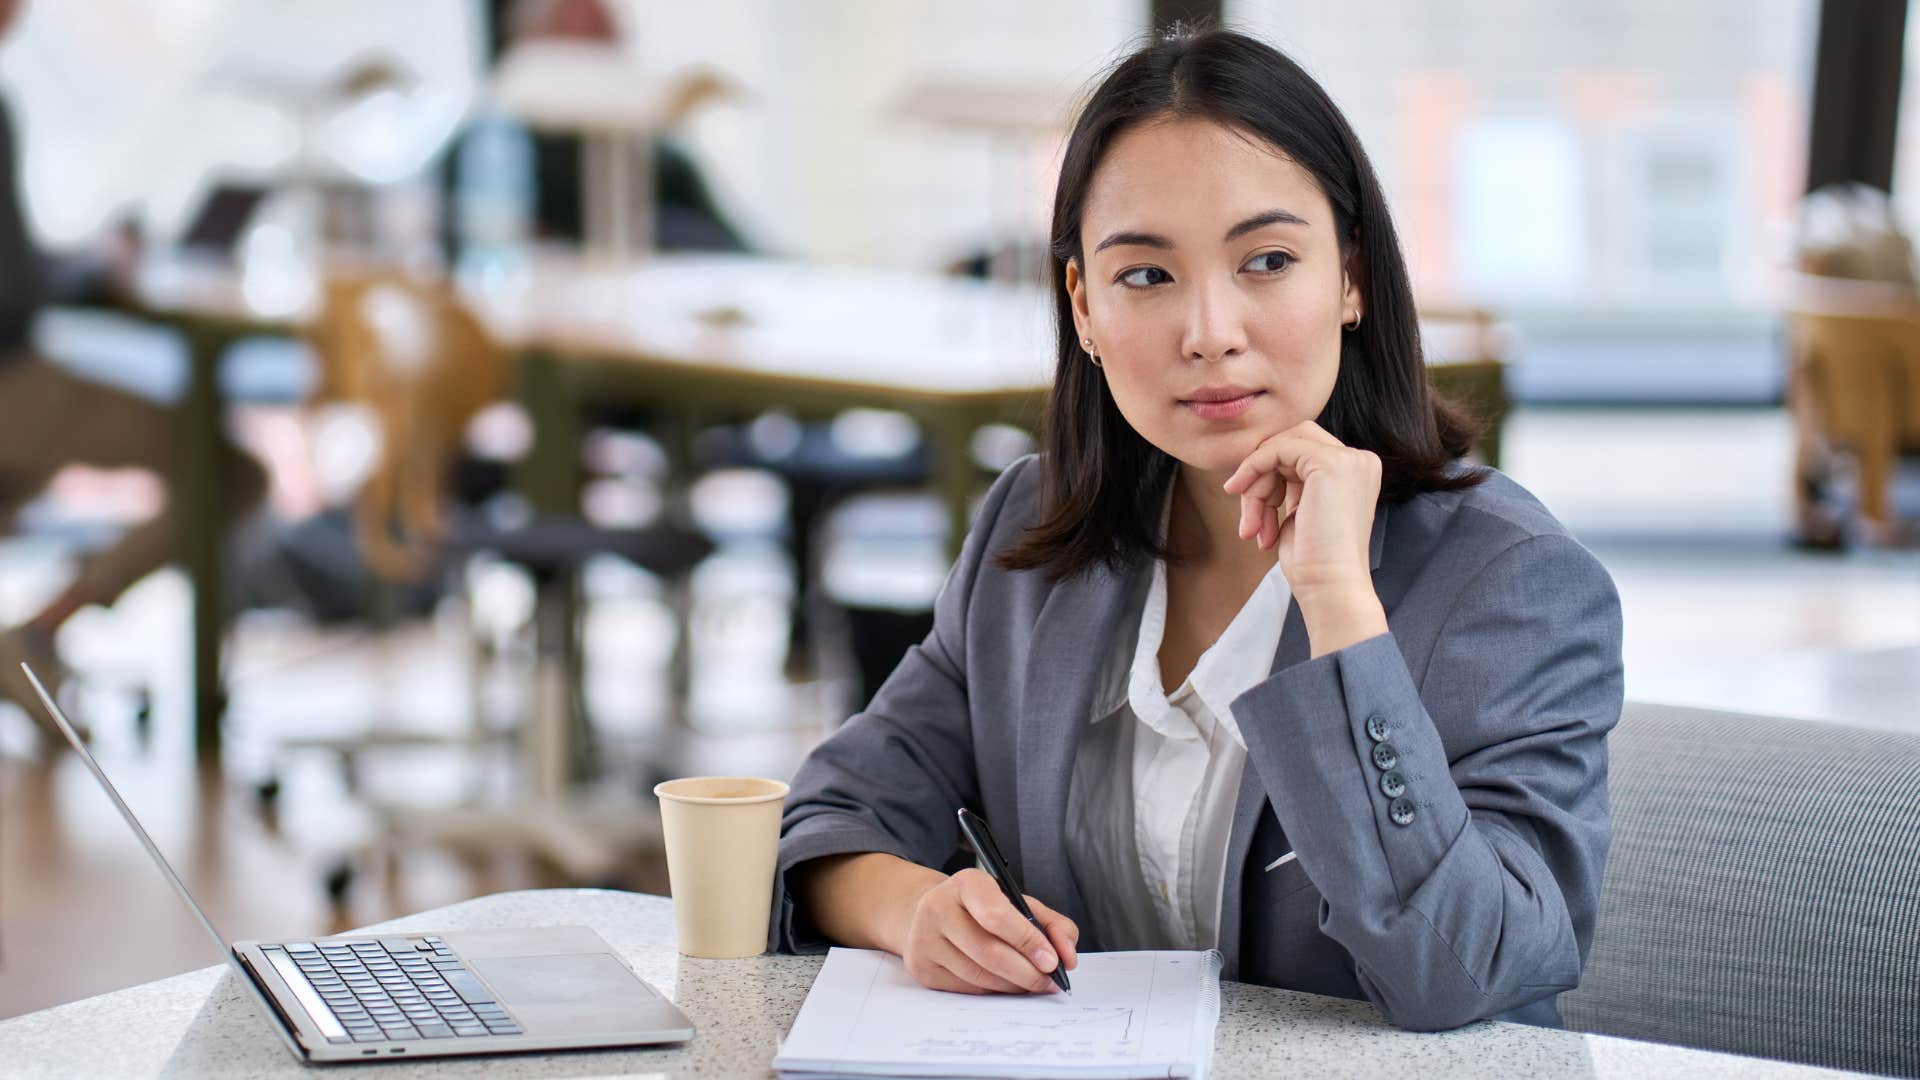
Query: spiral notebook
774 948 1222 1080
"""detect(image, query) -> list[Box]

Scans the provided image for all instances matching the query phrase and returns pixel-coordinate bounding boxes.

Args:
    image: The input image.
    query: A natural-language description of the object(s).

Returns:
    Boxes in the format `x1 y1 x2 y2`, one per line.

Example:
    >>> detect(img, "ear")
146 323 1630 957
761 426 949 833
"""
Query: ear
1064 257 1093 344
1341 232 1366 324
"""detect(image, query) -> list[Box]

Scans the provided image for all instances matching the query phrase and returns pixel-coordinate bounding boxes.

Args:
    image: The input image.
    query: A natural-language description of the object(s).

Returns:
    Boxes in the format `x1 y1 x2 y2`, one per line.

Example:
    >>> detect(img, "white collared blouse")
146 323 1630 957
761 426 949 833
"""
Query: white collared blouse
1065 547 1291 951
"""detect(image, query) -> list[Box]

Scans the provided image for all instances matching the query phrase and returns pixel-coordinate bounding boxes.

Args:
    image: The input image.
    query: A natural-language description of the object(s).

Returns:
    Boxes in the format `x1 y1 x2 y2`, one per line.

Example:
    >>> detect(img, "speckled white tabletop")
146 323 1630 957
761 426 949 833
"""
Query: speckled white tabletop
0 889 1873 1078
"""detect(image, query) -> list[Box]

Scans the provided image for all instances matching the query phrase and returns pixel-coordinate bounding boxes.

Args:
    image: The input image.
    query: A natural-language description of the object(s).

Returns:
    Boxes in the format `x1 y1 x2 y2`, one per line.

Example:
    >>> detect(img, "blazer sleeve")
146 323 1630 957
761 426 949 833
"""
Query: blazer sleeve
766 457 1031 953
1230 532 1623 1031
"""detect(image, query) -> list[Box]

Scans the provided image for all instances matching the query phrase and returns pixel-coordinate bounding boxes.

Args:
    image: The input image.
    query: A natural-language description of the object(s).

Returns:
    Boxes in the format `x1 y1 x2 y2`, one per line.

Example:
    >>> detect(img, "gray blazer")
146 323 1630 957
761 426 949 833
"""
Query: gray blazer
772 455 1624 1032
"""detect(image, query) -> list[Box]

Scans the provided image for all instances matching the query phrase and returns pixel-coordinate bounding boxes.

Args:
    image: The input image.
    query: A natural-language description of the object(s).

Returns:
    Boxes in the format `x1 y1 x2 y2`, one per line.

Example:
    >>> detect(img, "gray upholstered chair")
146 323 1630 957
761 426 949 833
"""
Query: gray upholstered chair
1561 701 1920 1077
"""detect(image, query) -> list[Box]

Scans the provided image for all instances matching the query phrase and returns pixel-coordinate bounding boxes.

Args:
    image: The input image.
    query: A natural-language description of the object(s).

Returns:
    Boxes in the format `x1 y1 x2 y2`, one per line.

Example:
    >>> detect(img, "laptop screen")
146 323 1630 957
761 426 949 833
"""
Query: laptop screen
18 663 303 1054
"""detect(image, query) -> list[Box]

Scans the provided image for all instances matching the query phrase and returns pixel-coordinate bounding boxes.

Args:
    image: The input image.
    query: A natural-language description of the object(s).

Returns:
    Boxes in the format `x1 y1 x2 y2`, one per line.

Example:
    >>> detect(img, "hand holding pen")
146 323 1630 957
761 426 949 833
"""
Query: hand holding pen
891 809 1080 996
957 808 1071 995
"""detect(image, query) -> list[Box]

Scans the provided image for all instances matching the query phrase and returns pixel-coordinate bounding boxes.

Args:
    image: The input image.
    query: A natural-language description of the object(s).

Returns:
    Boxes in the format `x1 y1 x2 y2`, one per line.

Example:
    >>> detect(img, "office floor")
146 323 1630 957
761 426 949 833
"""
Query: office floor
3 405 1918 1019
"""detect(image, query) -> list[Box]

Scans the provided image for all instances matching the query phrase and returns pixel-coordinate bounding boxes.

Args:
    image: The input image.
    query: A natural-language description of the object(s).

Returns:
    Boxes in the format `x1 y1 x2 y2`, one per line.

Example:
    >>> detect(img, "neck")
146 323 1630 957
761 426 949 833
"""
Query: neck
1169 462 1278 578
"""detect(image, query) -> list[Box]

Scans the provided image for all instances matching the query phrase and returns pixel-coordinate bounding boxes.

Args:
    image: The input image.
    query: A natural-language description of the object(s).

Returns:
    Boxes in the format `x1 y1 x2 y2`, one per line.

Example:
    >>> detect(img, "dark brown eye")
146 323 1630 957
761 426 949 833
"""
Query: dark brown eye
1118 266 1172 287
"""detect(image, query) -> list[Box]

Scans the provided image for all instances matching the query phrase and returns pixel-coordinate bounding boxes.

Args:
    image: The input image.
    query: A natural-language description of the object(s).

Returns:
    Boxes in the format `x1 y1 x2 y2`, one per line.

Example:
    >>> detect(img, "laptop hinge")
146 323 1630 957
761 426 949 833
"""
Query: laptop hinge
237 949 316 1058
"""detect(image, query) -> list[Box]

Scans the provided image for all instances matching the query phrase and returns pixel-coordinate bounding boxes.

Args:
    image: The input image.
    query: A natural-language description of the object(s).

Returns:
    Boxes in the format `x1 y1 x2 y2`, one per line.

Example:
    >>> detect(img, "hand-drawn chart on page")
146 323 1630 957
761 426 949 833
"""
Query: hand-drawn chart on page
909 1002 1140 1062
774 948 1220 1078
852 950 1204 1070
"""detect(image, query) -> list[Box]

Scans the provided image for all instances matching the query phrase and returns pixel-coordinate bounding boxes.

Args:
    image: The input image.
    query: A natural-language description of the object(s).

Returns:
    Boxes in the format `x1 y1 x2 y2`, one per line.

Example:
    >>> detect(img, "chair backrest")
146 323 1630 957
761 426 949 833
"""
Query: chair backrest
1561 701 1920 1077
1789 311 1920 451
305 272 510 580
1784 274 1920 451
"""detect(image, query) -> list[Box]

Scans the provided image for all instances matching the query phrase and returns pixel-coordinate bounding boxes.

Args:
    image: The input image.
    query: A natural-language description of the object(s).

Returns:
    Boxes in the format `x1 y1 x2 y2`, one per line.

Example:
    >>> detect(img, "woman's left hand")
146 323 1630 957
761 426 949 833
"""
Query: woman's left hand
1223 421 1389 654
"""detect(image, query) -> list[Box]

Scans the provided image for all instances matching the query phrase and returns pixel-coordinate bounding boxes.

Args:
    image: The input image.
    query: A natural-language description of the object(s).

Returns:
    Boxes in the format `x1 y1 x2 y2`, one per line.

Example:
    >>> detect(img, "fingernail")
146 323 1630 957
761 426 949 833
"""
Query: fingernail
1033 949 1057 971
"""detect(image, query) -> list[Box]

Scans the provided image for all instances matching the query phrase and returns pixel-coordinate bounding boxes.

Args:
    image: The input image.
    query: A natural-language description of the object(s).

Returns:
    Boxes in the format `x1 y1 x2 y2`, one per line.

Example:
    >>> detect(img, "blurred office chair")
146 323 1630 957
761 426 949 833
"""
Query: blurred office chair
1561 701 1920 1078
285 270 711 890
308 274 509 582
1782 275 1920 547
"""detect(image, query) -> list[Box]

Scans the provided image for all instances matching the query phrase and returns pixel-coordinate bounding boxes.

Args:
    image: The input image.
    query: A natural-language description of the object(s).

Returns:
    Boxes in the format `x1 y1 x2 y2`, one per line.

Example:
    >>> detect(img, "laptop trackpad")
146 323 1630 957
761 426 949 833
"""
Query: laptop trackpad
471 953 666 1035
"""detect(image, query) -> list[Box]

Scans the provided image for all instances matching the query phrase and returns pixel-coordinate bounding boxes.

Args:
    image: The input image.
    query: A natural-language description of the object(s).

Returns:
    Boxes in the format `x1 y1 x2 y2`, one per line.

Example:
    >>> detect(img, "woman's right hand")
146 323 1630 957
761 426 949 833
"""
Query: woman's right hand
899 868 1079 994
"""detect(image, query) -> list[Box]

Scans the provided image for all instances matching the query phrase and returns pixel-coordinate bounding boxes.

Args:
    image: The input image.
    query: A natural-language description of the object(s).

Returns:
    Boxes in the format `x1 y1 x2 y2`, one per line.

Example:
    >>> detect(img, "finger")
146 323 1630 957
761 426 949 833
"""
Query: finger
946 918 1057 992
1238 468 1294 504
906 951 988 994
954 877 1058 989
929 939 1026 994
957 874 1060 976
931 927 1032 993
924 969 994 995
1025 896 1080 970
1239 491 1279 539
1225 436 1325 495
1289 420 1345 448
1259 502 1281 549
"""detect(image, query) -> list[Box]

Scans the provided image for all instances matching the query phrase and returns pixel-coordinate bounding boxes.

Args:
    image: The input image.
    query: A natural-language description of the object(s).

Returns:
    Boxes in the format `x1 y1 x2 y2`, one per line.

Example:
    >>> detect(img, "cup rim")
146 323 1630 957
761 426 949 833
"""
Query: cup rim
653 775 790 805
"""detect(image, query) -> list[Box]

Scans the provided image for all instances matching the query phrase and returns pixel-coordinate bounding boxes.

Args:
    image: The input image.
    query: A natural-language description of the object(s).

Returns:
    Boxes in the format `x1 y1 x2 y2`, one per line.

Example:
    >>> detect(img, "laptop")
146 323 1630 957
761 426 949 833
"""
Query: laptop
19 663 696 1064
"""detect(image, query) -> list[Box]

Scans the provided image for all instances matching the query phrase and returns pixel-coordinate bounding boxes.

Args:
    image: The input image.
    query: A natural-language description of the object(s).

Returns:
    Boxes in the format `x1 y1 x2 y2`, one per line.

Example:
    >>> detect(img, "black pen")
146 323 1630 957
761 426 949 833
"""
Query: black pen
955 807 1072 995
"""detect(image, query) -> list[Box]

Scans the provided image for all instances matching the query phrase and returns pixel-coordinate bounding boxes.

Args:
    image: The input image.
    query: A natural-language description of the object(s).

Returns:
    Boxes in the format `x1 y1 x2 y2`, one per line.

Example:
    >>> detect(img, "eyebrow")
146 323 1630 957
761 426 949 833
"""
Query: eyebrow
1092 208 1311 254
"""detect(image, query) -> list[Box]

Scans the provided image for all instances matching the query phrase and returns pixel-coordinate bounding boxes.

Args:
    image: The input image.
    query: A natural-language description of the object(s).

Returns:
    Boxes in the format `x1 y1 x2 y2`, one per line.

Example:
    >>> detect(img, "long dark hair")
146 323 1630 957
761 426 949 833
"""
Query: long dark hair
997 26 1485 582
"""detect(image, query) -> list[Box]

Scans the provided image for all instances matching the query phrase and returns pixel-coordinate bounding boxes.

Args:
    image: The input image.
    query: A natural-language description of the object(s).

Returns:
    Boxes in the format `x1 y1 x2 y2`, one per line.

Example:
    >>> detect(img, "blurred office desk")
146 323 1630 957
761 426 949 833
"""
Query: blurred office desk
494 254 1055 551
0 890 1867 1079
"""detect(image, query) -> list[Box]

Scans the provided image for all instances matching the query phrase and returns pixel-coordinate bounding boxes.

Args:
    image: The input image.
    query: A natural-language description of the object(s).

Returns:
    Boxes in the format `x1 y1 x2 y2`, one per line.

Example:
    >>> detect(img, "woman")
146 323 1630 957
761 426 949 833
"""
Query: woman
772 27 1622 1033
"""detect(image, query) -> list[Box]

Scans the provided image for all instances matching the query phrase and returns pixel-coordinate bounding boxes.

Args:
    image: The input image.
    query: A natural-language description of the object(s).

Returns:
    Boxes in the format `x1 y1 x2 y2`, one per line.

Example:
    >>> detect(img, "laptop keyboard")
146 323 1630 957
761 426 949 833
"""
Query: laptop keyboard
261 935 523 1043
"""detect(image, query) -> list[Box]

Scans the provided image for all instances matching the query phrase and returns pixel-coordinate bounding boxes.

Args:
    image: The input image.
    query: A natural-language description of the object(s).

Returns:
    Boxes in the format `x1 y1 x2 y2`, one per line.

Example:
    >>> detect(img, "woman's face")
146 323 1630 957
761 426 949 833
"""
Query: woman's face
1067 117 1361 476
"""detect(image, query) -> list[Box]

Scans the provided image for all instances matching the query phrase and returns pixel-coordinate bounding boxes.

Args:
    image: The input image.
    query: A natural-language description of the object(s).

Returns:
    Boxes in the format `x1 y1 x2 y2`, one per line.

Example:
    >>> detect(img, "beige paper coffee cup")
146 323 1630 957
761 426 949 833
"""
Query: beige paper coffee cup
653 776 790 958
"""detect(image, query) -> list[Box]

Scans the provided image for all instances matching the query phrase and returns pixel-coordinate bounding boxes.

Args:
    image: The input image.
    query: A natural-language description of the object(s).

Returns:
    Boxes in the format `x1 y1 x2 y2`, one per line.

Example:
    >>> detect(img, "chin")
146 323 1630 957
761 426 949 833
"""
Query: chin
1164 406 1321 475
1160 430 1265 476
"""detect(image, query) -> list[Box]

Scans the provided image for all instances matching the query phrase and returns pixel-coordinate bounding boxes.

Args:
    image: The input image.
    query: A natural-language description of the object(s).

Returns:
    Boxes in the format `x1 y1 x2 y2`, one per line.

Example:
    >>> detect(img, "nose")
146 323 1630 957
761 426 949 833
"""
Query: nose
1179 272 1249 363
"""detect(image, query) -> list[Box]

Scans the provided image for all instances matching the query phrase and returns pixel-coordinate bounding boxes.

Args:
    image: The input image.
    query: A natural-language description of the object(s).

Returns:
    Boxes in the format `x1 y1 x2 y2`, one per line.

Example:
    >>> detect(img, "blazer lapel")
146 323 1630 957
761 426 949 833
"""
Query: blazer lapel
1217 503 1392 974
1016 559 1138 945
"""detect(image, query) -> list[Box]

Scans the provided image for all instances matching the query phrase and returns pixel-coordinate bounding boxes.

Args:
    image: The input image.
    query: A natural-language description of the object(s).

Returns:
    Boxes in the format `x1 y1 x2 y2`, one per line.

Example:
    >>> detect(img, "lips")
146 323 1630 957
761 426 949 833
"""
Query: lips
1178 386 1264 420
1180 385 1262 404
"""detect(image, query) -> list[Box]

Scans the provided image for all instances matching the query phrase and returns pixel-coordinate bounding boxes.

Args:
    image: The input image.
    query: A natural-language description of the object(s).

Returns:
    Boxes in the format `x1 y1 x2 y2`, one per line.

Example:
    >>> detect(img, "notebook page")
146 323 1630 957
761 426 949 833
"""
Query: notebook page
775 948 1221 1079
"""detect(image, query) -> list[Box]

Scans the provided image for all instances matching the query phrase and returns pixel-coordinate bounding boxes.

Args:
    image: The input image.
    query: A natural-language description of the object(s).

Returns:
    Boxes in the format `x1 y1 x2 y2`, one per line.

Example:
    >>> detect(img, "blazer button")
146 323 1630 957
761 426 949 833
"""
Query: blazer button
1371 742 1398 771
1389 798 1416 826
1380 770 1406 799
1365 714 1391 742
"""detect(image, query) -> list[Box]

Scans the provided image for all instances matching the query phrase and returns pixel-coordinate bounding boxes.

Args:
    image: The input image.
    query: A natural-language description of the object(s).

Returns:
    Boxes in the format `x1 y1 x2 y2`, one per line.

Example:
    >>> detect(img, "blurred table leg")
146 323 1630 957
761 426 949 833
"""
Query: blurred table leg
518 350 584 516
926 414 976 561
926 401 1042 559
178 324 227 761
